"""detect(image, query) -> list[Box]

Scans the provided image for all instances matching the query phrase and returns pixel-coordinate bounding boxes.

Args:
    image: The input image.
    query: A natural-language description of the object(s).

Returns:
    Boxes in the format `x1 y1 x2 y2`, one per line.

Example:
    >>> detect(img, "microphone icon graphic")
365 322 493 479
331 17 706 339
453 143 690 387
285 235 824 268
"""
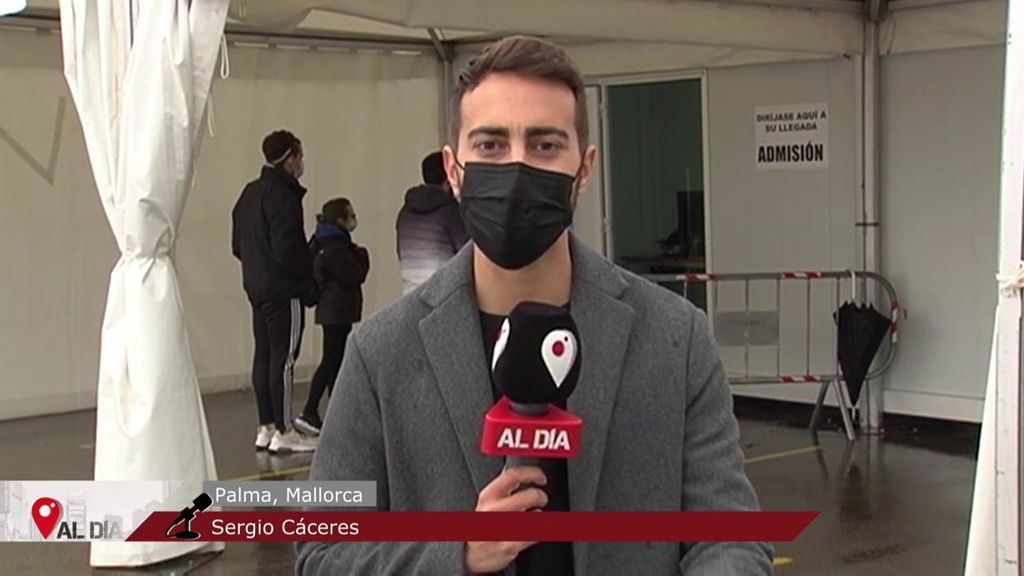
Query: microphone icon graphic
164 493 213 540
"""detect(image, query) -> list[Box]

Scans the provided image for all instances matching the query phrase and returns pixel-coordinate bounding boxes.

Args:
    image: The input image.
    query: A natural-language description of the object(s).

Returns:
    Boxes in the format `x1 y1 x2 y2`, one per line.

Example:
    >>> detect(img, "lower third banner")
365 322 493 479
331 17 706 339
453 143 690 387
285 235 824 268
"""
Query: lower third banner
130 511 818 542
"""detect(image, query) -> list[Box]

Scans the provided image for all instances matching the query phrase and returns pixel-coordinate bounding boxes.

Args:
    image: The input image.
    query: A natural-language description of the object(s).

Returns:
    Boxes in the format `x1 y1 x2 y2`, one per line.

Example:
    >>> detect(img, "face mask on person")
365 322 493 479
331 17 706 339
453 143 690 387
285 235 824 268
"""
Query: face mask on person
267 147 304 180
455 161 578 270
344 214 358 233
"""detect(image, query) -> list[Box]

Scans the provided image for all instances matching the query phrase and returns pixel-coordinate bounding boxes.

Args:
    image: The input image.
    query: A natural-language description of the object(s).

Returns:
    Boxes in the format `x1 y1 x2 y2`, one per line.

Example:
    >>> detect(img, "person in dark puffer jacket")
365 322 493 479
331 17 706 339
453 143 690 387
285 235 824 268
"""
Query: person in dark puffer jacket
295 198 370 436
395 151 469 295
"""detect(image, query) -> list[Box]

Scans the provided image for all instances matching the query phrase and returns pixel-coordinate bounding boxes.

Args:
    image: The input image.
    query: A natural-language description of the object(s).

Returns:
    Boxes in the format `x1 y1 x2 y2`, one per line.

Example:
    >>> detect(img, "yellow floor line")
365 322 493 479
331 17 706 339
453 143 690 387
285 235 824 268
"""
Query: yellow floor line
744 445 822 465
229 465 312 481
773 556 794 567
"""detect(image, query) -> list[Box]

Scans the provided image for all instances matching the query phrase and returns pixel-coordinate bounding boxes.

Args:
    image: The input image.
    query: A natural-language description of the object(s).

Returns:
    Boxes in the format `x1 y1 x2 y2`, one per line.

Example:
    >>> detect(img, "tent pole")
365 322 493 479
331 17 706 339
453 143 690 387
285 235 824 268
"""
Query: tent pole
994 0 1024 570
861 4 885 433
440 57 454 145
428 28 454 146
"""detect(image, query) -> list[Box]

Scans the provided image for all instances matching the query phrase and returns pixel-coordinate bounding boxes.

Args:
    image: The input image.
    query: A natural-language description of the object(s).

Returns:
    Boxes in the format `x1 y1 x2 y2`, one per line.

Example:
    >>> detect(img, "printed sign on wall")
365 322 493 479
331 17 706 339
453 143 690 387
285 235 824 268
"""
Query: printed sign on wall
755 104 829 170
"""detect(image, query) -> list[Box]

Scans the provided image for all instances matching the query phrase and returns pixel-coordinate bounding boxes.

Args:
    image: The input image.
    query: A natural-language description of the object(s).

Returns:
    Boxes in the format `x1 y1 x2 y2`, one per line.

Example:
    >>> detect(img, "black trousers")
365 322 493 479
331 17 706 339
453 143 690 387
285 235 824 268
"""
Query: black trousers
304 323 352 418
251 298 304 431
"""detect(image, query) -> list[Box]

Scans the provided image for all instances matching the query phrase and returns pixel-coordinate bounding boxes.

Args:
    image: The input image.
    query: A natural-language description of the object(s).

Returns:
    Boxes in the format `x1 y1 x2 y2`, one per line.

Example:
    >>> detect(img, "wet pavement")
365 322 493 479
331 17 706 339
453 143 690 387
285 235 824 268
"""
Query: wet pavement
0 385 978 575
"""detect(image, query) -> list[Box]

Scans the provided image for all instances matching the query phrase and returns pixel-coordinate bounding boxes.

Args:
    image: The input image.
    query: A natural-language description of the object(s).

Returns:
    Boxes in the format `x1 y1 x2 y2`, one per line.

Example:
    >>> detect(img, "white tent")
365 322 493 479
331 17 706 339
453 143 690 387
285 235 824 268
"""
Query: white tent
225 3 1021 571
1 0 1016 570
967 0 1024 571
222 4 1023 572
57 0 228 567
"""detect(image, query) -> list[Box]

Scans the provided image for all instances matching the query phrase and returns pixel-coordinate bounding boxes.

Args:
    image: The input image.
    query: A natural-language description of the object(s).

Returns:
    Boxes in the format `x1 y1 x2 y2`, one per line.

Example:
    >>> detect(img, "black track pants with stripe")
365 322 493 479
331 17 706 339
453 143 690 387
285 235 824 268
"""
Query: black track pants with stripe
251 298 304 431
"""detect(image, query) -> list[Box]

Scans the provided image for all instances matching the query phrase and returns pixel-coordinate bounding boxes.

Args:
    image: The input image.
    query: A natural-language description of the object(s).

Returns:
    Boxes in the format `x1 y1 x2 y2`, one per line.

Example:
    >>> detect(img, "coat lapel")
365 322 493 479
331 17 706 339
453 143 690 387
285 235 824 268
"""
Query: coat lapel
417 247 503 493
566 238 635 575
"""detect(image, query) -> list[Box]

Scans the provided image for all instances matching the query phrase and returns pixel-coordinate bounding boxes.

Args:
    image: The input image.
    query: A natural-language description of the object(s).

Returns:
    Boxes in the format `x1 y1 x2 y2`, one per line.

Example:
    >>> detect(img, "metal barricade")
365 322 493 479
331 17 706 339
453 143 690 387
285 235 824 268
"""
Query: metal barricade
641 270 901 441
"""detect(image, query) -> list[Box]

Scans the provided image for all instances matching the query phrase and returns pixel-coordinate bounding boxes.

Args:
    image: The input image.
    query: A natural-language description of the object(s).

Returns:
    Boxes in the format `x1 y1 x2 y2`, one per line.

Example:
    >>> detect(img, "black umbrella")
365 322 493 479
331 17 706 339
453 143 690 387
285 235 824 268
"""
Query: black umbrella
835 302 892 406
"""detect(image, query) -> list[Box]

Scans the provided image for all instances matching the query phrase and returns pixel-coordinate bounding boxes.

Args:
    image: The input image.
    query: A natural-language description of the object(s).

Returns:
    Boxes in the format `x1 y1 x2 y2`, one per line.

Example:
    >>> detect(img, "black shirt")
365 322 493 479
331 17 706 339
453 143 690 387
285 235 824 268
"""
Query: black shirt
480 311 575 576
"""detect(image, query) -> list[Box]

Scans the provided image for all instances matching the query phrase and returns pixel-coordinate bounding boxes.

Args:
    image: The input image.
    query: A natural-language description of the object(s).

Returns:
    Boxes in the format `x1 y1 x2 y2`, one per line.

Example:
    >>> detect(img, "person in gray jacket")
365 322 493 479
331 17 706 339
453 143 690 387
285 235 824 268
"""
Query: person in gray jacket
297 35 772 576
396 151 470 295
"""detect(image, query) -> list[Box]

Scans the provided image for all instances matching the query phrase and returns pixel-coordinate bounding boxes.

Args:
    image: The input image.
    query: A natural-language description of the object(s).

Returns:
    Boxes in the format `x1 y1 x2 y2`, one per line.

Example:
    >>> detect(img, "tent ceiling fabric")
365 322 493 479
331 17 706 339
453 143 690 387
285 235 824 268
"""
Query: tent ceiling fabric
230 0 865 54
294 10 485 41
27 0 1008 57
881 0 1006 54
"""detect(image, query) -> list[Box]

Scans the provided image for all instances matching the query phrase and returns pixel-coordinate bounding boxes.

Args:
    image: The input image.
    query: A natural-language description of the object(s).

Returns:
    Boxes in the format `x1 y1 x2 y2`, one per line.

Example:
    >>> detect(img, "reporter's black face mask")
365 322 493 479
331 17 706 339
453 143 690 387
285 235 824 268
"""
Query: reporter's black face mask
457 161 577 270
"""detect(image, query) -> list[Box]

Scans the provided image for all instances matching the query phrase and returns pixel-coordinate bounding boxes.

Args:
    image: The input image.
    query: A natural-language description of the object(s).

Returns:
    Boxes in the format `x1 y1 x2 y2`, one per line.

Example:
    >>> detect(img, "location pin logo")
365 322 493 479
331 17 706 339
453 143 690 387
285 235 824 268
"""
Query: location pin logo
541 329 577 388
31 498 62 539
491 319 511 371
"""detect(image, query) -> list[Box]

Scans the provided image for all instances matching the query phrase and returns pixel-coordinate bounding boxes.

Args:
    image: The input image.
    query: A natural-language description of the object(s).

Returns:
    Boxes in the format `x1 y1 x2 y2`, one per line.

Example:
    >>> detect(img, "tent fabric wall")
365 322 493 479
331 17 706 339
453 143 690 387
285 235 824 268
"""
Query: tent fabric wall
704 57 859 274
0 27 440 421
181 43 441 396
1 0 1008 427
706 58 859 399
879 45 1002 422
563 43 999 422
583 48 1000 421
0 27 112 420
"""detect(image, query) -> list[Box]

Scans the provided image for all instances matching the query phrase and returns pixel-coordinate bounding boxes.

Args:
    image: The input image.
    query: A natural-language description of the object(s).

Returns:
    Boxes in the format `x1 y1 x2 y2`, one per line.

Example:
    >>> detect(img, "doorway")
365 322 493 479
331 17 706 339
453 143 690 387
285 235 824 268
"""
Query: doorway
600 76 709 307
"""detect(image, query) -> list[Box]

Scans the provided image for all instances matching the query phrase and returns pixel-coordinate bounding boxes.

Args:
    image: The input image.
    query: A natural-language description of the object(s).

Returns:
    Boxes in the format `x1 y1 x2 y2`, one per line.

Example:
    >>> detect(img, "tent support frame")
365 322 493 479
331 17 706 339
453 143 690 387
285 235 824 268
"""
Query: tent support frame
858 5 885 433
995 0 1024 570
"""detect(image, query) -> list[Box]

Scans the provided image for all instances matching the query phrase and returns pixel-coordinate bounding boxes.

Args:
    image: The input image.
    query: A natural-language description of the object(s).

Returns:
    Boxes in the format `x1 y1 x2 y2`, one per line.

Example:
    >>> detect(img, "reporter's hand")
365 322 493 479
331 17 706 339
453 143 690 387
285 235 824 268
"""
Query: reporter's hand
464 466 548 575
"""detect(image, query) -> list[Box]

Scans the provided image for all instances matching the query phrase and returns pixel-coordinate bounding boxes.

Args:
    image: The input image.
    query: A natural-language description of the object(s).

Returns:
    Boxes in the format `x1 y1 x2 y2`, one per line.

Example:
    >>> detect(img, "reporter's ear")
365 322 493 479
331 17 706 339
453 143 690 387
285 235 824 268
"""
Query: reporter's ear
575 145 598 195
443 145 462 200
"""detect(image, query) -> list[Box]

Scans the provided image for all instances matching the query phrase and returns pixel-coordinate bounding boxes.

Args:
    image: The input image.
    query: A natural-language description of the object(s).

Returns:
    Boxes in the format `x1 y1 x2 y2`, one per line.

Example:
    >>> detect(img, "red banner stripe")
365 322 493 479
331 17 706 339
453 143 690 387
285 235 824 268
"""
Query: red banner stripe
130 511 818 543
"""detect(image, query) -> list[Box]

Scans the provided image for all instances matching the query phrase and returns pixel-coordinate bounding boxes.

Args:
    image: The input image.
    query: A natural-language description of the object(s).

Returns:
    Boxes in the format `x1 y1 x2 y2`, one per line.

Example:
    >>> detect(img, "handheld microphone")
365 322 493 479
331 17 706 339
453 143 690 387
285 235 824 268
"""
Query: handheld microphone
480 302 583 467
164 492 213 540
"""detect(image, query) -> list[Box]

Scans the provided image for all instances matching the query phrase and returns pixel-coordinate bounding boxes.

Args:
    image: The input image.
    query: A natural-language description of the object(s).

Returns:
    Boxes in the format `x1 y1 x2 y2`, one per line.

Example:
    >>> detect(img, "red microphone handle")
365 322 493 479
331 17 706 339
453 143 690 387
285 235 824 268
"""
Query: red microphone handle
480 397 582 459
505 401 548 470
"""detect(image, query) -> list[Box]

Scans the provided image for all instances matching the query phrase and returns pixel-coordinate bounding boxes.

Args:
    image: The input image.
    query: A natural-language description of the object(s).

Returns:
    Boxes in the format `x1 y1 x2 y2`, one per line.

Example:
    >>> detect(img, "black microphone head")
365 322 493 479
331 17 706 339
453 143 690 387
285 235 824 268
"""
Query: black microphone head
193 493 213 512
491 301 581 404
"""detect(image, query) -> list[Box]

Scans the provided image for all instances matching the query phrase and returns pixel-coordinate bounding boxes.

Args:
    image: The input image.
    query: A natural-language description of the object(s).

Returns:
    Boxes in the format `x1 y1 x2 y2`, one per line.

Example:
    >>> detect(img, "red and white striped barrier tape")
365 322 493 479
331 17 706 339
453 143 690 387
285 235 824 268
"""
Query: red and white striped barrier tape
674 273 717 282
778 375 825 384
889 301 901 342
780 272 823 279
663 270 902 345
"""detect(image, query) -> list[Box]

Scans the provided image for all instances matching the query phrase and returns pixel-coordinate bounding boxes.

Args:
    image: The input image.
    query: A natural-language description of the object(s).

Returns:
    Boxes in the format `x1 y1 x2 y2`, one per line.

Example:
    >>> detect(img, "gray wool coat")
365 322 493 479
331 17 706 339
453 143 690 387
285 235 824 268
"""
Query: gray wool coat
296 236 773 576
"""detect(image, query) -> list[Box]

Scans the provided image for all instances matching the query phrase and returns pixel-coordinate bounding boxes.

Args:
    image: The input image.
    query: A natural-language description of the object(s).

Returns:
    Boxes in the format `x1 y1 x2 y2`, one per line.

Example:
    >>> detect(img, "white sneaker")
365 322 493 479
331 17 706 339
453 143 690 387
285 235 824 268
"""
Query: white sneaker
268 429 318 454
294 416 321 437
254 425 275 451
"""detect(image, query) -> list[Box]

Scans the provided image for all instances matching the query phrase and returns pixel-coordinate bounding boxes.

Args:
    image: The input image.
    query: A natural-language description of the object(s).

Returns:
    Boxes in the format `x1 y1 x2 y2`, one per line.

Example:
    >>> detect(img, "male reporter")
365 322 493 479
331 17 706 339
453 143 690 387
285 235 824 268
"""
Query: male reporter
297 36 773 575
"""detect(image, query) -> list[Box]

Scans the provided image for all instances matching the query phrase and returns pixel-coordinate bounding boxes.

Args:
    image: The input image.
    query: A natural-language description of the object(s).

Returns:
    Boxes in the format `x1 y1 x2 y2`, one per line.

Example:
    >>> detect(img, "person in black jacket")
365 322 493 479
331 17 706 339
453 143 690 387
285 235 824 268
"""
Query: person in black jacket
295 198 370 436
232 130 319 454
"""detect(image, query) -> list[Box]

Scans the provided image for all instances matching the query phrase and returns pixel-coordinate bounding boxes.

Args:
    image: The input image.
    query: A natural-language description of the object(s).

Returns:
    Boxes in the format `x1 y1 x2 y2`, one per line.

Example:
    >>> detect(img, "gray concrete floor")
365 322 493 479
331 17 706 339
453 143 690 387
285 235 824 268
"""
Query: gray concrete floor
0 384 978 575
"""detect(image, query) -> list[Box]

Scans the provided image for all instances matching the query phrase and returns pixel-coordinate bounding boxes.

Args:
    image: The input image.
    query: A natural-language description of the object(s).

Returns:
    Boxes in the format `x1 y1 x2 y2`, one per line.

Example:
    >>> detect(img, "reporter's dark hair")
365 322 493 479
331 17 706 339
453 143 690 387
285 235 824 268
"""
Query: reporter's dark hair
449 36 587 149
